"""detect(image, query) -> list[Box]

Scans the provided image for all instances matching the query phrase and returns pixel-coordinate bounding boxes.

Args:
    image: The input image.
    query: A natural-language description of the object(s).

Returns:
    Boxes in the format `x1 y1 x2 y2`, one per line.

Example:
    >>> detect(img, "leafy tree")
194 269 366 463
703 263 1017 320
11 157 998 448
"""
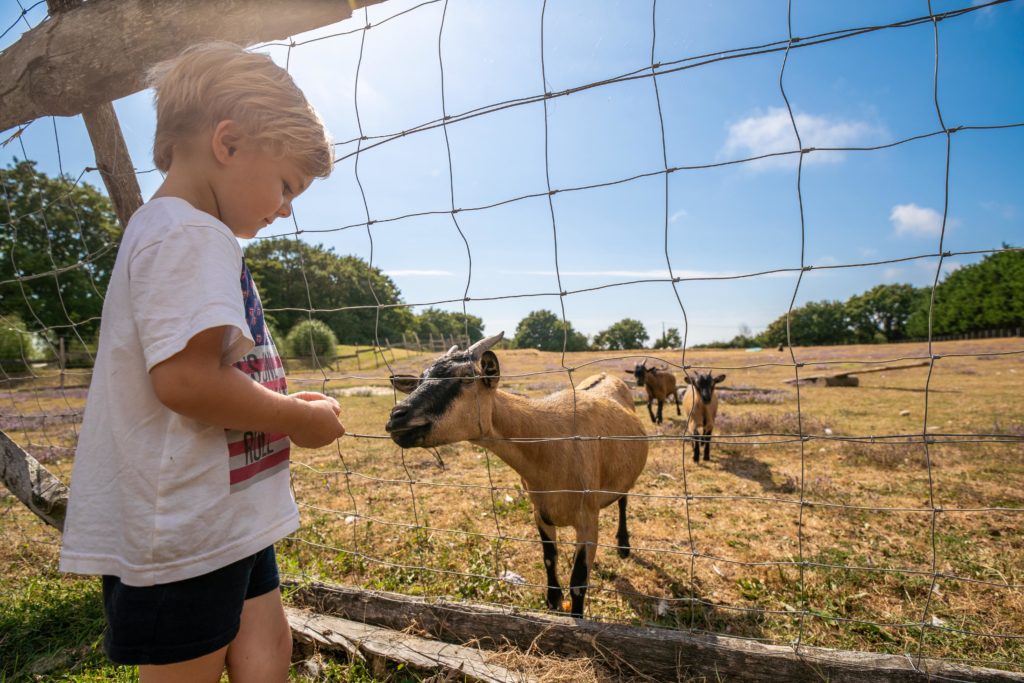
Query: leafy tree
755 300 850 347
652 327 682 349
412 307 485 344
244 238 414 345
0 160 121 347
593 318 649 350
914 248 1024 337
512 309 588 351
284 318 338 364
0 314 39 373
846 284 926 343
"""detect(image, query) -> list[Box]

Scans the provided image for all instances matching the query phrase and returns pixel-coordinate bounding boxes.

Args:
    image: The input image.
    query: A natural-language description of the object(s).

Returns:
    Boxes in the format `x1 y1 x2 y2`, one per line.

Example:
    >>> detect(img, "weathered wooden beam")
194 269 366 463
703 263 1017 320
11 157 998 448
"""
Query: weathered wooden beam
46 0 142 228
0 430 68 532
0 0 383 132
286 607 533 683
286 581 1024 683
785 361 930 386
80 102 143 228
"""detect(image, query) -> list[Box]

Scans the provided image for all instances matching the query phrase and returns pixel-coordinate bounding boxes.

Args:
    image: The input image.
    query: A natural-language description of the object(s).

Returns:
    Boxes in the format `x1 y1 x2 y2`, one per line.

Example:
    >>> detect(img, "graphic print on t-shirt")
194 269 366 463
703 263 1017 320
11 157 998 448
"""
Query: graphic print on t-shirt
225 264 291 493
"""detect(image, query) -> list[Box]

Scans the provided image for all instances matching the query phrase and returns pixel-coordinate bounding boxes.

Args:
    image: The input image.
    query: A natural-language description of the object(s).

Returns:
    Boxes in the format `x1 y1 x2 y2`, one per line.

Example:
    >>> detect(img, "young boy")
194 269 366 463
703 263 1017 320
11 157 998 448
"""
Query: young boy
59 42 346 681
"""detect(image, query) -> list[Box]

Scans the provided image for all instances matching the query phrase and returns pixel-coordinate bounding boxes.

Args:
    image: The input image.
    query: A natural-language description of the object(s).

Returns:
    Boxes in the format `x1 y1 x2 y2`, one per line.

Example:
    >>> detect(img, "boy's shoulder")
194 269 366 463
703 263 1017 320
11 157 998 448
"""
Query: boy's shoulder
126 197 238 251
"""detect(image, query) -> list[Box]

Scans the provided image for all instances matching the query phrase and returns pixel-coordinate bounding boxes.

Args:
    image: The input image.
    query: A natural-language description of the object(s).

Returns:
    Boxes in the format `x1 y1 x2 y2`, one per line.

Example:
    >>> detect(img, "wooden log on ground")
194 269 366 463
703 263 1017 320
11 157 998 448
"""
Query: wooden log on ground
785 361 930 386
0 0 383 132
286 581 1024 683
0 430 68 532
286 607 533 683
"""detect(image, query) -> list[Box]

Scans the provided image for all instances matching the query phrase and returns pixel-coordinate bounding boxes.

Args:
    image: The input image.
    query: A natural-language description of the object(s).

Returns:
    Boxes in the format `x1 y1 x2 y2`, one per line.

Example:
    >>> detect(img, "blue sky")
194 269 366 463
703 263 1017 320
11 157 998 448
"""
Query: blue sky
3 0 1022 344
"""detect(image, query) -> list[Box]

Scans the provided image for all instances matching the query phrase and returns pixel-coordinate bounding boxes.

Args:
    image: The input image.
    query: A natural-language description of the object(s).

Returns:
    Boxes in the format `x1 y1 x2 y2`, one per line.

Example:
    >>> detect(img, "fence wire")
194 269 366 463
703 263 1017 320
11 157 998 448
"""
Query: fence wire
2 0 1023 677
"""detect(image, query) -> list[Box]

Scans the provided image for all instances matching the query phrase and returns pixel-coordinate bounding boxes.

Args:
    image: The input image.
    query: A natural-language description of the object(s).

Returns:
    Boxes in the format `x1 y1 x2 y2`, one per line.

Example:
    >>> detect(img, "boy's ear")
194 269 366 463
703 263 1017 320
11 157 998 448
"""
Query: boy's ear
211 120 243 165
480 351 500 389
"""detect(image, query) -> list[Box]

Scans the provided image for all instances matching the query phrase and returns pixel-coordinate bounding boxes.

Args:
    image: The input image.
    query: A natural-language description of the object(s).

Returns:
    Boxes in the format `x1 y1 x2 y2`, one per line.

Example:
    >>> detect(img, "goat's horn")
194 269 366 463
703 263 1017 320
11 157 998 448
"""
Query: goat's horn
467 331 504 360
445 345 459 356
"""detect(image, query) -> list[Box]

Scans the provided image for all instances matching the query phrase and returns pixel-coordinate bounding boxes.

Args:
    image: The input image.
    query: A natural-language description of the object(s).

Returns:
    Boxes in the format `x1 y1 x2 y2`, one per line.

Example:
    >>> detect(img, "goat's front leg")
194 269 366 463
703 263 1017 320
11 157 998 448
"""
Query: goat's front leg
690 423 701 463
536 515 562 612
568 519 598 618
646 396 657 423
615 496 631 558
656 398 664 424
703 427 713 461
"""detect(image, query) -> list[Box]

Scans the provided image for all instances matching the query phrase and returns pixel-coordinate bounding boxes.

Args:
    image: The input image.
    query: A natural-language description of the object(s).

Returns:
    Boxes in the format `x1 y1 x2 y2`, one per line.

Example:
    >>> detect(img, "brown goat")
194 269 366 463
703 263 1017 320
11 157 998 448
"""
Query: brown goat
682 370 726 462
627 360 680 424
386 333 648 617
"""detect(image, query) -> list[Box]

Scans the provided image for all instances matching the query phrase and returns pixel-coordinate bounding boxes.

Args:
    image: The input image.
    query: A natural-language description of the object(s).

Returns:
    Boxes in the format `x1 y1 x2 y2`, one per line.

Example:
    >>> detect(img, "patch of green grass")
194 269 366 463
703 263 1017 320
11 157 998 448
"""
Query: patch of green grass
0 571 127 682
0 569 409 682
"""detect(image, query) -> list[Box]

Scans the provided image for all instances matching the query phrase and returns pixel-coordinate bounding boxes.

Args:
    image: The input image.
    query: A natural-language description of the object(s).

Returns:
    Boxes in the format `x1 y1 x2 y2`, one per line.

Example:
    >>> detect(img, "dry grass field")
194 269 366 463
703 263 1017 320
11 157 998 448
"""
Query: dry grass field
3 337 1023 677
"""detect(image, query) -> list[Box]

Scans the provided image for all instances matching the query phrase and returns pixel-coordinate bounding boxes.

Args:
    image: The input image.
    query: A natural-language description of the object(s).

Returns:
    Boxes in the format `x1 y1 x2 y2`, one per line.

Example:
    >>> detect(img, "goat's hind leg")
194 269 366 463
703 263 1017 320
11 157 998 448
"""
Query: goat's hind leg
568 519 598 618
536 515 563 612
615 496 631 559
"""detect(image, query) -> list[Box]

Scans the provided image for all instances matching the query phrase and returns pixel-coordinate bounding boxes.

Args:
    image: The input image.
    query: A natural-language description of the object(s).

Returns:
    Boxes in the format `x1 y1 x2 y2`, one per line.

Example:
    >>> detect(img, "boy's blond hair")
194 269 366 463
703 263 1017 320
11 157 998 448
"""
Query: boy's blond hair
147 41 332 179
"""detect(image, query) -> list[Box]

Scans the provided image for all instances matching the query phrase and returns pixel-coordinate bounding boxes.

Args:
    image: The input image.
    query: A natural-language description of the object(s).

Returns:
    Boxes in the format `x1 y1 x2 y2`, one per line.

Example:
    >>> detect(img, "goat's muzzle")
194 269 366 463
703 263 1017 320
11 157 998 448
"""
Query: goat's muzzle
385 404 431 448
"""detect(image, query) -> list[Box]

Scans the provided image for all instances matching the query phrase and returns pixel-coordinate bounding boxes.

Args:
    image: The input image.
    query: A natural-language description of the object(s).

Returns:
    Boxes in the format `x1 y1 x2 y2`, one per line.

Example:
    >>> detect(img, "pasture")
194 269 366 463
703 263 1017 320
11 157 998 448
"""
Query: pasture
2 337 1023 677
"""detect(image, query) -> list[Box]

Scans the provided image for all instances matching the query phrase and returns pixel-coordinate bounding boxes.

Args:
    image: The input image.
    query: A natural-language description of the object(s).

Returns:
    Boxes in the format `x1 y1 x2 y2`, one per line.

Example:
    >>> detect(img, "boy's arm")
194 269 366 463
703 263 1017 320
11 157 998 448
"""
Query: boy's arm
149 326 345 448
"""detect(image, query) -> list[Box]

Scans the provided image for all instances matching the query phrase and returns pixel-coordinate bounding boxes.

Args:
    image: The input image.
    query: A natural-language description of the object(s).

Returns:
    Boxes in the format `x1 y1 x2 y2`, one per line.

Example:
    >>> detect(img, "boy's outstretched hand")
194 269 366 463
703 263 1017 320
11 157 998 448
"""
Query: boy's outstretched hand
149 327 346 448
290 392 345 448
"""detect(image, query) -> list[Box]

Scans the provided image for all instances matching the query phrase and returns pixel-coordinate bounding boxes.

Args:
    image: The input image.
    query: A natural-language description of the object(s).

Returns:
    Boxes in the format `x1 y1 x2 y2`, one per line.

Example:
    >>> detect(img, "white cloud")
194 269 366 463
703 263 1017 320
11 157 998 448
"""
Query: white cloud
981 200 1018 220
890 203 944 237
384 269 454 276
498 268 797 280
669 209 688 223
722 107 880 169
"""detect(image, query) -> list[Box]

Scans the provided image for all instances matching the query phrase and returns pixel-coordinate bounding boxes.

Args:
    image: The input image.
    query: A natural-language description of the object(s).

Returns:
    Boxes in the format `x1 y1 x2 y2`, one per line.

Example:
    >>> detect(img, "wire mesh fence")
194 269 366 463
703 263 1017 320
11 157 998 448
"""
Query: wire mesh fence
2 0 1023 678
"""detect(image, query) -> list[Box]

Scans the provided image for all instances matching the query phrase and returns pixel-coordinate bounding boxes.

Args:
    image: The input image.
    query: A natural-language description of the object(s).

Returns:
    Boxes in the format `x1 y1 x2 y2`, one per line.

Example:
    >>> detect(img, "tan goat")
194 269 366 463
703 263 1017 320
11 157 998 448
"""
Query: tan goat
627 360 680 424
682 370 726 462
386 333 648 617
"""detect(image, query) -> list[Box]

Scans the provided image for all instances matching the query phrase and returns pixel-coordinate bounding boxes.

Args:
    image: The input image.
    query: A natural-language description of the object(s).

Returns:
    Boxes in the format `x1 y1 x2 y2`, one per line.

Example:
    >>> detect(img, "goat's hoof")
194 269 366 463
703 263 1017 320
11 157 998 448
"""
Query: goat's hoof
617 546 631 559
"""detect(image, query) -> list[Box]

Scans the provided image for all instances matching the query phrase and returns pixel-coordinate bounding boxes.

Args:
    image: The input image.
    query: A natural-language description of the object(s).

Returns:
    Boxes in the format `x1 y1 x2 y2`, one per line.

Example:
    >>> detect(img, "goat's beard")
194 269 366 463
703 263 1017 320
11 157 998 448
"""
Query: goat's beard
387 424 431 449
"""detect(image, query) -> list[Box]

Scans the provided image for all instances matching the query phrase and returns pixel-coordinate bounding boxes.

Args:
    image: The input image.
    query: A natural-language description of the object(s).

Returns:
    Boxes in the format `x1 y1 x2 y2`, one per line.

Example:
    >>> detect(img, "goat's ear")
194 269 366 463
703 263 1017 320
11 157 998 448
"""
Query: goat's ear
714 374 727 384
480 350 500 388
684 375 693 385
390 374 420 394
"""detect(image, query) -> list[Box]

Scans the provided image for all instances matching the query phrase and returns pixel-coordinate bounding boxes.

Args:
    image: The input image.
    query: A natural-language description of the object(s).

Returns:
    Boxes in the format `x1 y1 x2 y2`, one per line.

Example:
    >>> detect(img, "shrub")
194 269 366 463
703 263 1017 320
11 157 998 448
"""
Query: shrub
0 315 38 374
284 319 338 365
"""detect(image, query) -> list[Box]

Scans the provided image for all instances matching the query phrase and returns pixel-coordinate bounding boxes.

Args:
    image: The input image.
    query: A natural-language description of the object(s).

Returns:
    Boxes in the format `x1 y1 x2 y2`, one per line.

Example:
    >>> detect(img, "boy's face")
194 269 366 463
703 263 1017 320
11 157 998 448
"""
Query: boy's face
216 144 313 239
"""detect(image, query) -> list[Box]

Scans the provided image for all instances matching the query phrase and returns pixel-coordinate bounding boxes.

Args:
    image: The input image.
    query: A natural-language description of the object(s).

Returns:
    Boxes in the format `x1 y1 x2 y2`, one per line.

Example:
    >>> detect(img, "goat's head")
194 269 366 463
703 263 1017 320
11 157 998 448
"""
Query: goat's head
685 371 726 403
627 360 651 387
385 332 504 448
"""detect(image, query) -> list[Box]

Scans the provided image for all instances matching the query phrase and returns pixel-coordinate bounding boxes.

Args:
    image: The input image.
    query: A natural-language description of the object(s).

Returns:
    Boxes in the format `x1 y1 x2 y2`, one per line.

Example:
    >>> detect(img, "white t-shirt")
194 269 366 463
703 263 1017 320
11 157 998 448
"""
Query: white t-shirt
59 197 299 586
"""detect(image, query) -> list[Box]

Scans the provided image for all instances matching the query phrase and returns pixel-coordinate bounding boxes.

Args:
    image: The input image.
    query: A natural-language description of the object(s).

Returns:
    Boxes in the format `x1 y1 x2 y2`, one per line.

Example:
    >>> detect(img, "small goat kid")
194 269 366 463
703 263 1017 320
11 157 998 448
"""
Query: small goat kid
682 371 726 462
628 360 680 424
386 333 648 617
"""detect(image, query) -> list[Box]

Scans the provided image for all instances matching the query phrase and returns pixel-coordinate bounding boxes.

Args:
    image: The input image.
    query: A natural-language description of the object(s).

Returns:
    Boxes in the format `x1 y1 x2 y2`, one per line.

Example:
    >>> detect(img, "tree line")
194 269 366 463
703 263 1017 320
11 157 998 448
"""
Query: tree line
1 161 1020 368
701 249 1023 348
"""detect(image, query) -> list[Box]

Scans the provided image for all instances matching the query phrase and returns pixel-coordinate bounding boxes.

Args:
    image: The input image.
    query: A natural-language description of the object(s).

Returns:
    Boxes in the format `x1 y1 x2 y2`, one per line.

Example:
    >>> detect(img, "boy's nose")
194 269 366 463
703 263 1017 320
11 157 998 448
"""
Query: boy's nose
276 201 293 219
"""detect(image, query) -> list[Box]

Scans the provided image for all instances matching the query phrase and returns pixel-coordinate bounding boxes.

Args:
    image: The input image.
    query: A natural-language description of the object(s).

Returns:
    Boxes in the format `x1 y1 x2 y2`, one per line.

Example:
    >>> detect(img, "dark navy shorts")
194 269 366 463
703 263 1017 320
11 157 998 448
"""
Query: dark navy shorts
101 545 280 665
